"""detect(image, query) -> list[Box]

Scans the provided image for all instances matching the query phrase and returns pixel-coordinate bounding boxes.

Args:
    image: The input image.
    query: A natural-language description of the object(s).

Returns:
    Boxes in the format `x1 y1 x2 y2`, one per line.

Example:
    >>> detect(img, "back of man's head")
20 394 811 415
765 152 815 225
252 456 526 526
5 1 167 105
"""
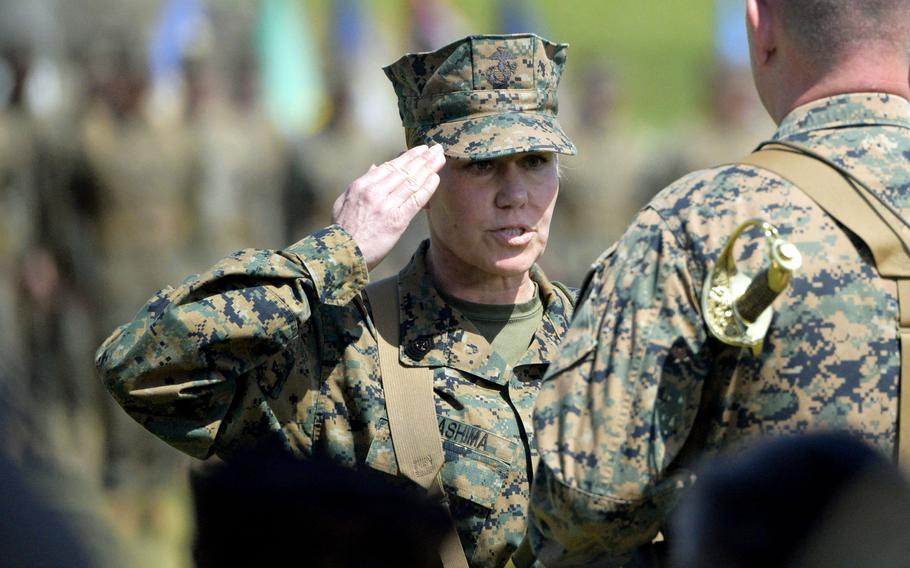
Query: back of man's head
670 432 910 568
777 0 910 69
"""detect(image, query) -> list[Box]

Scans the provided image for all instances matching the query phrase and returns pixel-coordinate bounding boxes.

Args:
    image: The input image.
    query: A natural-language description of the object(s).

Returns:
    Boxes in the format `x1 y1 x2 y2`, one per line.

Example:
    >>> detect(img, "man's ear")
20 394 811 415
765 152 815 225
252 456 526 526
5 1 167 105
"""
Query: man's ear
747 0 776 66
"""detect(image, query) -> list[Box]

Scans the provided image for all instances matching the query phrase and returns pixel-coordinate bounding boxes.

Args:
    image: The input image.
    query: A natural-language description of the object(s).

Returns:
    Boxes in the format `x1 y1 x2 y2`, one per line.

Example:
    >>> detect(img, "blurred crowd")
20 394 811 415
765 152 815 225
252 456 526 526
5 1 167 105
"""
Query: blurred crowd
0 0 775 566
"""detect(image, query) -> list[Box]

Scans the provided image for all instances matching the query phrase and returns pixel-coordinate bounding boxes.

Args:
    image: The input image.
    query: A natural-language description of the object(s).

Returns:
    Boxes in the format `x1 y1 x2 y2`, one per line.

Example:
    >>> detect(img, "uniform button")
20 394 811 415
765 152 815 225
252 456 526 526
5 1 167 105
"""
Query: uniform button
406 337 433 360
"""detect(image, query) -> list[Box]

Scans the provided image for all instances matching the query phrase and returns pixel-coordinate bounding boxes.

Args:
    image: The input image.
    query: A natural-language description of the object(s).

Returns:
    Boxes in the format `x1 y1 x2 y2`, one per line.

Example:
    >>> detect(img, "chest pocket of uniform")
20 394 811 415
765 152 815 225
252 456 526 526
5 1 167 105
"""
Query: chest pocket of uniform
364 417 518 510
438 417 518 509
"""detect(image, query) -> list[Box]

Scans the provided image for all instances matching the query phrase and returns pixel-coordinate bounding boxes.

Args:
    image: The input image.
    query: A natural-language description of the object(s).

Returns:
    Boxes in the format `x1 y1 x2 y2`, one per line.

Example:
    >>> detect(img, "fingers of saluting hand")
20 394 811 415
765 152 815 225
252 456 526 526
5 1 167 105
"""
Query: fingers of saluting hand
331 144 446 271
355 144 442 191
387 144 445 210
336 145 435 211
386 143 445 180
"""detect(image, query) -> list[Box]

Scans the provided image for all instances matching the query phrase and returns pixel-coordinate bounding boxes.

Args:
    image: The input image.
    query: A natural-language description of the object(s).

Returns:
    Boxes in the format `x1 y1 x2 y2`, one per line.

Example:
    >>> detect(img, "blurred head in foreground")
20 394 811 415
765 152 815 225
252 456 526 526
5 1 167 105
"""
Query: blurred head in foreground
671 432 910 568
191 440 451 568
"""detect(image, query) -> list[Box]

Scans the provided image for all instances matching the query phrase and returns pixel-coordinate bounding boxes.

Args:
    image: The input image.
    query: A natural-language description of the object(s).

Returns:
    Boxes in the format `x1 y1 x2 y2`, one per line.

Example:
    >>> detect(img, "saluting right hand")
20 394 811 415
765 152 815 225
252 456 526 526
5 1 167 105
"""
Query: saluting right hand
332 144 446 271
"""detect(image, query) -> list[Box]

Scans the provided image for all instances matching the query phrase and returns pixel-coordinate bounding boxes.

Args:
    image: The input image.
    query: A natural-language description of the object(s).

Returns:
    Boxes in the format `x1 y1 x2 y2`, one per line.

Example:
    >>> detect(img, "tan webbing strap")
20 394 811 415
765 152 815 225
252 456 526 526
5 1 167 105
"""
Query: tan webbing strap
741 145 910 277
365 276 470 568
898 280 910 470
367 275 444 489
739 146 910 470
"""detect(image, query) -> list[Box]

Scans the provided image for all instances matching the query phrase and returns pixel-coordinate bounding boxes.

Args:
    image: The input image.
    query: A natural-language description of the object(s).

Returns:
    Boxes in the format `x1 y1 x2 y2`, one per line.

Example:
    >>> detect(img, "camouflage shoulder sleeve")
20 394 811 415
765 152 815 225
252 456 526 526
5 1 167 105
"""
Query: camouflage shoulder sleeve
528 208 705 566
95 224 368 460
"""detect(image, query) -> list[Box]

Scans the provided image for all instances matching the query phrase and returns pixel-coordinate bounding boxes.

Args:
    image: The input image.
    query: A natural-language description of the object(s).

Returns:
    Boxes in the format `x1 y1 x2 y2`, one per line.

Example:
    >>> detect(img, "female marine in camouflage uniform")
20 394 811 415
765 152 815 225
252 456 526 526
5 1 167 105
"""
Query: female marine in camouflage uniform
97 33 576 567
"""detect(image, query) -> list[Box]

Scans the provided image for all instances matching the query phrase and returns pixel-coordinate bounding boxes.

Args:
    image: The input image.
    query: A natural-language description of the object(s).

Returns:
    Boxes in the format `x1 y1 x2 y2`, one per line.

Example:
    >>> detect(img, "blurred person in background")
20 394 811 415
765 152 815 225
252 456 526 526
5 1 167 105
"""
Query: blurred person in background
180 21 298 267
78 37 200 566
634 0 772 210
294 0 405 279
97 33 577 568
671 432 910 568
0 39 126 567
0 44 38 408
80 40 200 334
551 62 653 284
528 0 910 565
635 60 773 208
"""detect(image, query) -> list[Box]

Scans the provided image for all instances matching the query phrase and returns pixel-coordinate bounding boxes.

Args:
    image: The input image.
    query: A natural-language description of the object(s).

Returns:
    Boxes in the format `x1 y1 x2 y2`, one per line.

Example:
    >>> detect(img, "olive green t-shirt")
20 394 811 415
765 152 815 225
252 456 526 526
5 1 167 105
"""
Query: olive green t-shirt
438 286 544 368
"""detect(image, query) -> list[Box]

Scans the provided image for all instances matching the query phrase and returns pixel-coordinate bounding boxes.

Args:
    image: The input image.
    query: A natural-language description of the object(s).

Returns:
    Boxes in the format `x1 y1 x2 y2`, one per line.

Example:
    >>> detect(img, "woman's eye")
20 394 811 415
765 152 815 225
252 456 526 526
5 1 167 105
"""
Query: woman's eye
467 160 494 174
523 154 548 169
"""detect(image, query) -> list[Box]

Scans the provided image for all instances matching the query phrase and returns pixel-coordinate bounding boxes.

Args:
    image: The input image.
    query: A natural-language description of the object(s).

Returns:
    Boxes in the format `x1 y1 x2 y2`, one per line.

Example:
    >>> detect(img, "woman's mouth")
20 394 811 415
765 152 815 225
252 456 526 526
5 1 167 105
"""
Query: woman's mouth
491 226 534 246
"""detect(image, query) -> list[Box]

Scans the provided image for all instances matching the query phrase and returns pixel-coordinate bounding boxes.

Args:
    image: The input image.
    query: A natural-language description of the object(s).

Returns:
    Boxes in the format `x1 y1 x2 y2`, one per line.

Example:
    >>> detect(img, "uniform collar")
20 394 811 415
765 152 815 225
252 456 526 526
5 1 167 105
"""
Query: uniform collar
773 92 910 141
394 240 573 385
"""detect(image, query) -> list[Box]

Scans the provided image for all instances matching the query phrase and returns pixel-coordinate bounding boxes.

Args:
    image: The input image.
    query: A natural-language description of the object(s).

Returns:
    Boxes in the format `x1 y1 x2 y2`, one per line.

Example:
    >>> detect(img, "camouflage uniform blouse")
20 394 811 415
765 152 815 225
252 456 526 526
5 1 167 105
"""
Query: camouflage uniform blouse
96 225 574 567
529 93 910 566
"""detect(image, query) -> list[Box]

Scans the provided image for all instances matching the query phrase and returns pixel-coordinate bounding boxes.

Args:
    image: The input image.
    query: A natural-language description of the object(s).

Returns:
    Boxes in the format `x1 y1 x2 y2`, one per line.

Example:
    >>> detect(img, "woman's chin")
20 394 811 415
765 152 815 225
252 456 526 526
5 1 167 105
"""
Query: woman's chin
489 254 538 277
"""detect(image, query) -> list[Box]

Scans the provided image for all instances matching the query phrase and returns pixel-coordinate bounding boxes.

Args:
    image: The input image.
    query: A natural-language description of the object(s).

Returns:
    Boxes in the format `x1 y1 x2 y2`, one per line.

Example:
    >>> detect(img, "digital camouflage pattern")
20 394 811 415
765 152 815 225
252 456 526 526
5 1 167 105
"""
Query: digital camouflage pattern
96 226 575 567
529 93 910 566
384 33 577 160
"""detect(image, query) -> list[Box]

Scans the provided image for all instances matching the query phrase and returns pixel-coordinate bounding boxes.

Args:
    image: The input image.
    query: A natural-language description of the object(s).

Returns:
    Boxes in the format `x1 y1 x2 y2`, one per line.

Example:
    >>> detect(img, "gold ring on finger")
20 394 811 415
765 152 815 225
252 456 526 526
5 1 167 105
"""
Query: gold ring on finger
381 162 419 191
404 175 421 192
382 162 408 177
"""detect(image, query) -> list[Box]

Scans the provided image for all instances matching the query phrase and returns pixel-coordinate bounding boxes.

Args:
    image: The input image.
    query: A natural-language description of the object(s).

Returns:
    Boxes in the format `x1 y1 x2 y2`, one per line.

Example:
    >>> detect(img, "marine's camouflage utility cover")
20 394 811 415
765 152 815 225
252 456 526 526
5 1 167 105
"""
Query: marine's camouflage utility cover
529 93 910 566
384 33 577 159
96 228 575 567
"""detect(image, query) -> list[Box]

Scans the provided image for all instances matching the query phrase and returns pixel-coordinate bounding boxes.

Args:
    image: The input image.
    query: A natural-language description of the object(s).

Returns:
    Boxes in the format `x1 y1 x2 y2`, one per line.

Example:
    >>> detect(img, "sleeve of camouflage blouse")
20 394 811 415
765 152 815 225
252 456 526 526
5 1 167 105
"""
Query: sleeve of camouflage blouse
95 225 369 460
528 208 708 566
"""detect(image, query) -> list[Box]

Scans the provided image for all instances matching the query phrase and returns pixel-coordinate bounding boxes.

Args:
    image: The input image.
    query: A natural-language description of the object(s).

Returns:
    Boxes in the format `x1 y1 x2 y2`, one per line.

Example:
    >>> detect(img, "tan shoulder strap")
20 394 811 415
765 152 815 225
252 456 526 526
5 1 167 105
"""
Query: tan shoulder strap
364 276 470 568
739 144 910 470
741 144 910 276
366 275 443 489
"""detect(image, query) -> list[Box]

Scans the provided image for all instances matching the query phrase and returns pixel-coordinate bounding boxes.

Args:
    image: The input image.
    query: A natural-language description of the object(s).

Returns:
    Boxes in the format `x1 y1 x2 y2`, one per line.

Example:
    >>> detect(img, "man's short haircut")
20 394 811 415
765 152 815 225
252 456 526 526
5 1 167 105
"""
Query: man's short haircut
670 432 910 568
778 0 910 67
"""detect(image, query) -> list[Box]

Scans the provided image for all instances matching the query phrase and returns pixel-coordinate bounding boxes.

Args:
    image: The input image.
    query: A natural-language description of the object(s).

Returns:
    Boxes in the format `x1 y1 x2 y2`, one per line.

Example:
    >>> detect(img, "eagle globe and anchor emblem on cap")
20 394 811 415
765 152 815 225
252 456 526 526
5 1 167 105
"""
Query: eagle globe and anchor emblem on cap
485 46 518 88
